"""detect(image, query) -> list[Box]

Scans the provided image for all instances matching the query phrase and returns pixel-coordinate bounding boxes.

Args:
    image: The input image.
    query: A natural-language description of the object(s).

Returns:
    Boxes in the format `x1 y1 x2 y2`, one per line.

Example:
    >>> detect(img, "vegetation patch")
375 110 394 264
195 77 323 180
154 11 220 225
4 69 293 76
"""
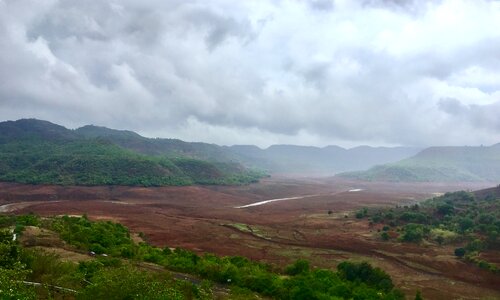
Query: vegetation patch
357 190 500 273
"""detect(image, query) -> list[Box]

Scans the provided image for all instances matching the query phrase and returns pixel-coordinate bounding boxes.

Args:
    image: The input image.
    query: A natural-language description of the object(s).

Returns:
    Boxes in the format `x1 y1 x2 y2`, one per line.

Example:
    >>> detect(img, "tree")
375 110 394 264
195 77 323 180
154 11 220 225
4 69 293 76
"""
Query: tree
458 218 474 233
437 203 454 215
401 224 425 243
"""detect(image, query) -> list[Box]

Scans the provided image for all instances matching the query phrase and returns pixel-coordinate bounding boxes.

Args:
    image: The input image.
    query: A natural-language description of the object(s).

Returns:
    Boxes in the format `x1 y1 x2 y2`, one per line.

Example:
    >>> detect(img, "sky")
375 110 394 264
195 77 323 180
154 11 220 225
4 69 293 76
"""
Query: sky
1 0 500 148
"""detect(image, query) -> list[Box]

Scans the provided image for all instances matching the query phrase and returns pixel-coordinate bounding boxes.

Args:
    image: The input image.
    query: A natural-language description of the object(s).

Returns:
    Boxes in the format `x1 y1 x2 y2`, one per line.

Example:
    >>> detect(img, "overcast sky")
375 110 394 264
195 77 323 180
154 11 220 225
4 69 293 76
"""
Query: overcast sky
1 0 500 148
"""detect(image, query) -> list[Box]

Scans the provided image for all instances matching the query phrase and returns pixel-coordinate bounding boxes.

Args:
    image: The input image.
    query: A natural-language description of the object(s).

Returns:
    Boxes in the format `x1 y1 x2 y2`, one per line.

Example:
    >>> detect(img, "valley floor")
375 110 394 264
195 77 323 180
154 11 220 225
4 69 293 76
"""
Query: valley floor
0 178 498 300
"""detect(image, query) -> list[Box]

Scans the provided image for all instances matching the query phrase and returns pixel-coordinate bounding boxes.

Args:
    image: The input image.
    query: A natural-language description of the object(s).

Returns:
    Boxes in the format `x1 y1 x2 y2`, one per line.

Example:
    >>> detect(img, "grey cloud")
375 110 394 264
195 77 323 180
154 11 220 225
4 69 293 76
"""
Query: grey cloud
440 98 500 132
184 9 255 50
438 98 466 115
1 0 500 147
361 0 433 14
470 102 500 131
306 0 334 11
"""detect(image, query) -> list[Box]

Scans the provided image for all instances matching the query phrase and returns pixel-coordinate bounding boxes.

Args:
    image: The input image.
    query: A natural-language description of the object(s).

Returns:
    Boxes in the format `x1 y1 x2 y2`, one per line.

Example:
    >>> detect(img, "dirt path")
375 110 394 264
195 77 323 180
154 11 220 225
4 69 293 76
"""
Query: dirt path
234 194 320 208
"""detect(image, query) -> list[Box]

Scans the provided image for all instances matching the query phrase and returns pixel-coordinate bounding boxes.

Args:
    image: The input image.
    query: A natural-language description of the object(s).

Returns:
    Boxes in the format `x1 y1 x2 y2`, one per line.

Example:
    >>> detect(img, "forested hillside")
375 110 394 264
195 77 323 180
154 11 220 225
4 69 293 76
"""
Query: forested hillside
75 125 241 163
0 119 264 186
339 144 500 182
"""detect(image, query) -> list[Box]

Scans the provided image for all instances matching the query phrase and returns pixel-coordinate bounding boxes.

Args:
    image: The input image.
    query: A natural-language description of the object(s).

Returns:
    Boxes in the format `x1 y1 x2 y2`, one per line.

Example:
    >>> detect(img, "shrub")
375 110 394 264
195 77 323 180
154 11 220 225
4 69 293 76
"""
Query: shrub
337 261 394 292
454 247 466 258
285 259 310 276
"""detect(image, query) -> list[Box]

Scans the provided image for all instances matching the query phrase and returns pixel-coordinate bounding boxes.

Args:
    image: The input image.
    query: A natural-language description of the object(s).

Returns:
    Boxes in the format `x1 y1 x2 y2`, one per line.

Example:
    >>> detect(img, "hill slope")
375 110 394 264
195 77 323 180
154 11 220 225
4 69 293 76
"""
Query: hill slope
339 144 500 182
0 119 263 186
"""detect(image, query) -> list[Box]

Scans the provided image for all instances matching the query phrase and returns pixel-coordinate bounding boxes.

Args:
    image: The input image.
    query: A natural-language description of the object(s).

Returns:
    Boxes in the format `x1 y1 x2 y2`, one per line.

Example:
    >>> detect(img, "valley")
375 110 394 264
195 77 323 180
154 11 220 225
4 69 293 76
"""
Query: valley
1 177 498 299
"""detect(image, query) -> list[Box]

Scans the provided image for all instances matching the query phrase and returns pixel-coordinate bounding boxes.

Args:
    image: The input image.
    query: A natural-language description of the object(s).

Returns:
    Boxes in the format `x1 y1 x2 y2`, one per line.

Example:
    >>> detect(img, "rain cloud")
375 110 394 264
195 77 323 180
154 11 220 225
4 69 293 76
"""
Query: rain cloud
1 0 500 147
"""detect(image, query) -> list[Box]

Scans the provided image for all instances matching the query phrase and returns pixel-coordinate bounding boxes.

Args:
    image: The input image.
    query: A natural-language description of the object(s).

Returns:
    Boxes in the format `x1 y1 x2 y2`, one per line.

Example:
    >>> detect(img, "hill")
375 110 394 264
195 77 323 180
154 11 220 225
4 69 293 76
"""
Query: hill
76 125 241 163
0 119 264 186
229 144 421 175
339 144 500 182
77 126 420 175
0 118 423 181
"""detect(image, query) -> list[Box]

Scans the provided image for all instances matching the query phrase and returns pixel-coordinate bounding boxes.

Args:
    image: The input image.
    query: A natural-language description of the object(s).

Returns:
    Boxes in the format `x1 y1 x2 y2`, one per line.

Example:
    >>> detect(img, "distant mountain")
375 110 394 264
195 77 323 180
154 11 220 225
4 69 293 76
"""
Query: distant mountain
339 144 500 182
75 125 421 175
0 119 424 183
75 125 420 175
228 144 421 175
0 119 264 186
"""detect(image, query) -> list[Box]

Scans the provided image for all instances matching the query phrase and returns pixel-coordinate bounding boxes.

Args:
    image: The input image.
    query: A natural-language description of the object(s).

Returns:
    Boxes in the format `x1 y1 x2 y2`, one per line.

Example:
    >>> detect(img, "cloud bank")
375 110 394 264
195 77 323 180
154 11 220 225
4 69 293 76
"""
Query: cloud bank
1 0 500 147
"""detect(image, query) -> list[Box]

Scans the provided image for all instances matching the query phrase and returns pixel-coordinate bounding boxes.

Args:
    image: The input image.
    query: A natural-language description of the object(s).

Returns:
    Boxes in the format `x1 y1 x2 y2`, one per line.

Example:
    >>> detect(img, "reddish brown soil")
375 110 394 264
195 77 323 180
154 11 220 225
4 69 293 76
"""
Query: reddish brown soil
1 178 498 300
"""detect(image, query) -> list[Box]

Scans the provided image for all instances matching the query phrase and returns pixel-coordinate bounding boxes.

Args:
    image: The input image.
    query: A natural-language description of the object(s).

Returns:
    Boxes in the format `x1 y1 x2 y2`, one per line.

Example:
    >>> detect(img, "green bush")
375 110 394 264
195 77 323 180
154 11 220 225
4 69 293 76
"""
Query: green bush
337 261 394 292
285 259 310 276
401 224 426 243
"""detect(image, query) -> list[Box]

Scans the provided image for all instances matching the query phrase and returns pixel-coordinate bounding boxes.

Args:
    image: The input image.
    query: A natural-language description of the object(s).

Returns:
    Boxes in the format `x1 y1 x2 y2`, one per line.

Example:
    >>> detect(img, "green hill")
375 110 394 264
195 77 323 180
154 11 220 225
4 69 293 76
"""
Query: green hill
75 125 241 163
0 119 264 186
340 144 500 182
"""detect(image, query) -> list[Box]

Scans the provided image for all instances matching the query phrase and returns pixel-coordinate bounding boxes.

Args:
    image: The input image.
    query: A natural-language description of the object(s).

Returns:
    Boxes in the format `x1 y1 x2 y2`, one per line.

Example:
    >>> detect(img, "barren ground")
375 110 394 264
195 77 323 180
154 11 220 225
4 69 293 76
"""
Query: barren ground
1 177 499 300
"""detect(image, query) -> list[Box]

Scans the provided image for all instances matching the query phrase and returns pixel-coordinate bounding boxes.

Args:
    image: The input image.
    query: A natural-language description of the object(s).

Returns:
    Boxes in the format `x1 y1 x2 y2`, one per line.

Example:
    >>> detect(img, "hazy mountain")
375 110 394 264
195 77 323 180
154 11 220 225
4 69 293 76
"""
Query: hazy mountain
340 144 500 182
229 144 421 175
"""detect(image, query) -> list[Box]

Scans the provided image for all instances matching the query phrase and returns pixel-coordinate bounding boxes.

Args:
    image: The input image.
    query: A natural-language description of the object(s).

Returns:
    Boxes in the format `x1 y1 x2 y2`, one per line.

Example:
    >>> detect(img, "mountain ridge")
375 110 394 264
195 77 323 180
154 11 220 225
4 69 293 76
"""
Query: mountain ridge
1 118 424 176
